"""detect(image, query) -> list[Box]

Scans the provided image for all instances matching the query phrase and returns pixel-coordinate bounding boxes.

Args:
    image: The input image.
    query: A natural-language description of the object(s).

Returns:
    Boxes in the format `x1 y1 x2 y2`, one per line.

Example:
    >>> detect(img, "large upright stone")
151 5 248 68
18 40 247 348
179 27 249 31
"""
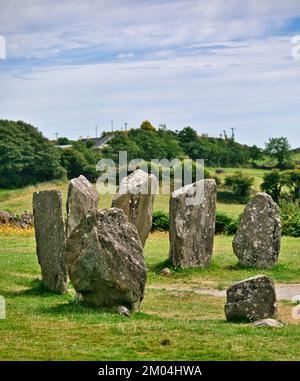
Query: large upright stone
65 208 147 312
66 175 99 238
33 190 68 294
233 192 281 268
112 169 158 247
169 179 216 268
225 275 277 322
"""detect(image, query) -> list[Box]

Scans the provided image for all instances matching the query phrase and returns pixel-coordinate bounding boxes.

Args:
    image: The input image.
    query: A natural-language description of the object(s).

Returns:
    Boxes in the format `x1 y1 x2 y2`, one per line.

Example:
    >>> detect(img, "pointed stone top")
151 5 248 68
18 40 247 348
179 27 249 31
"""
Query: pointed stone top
69 175 98 201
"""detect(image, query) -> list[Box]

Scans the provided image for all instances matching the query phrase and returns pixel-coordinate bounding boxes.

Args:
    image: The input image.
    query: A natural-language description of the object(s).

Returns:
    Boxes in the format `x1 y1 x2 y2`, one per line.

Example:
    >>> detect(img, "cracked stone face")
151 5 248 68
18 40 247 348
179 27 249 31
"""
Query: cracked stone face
112 169 158 247
224 275 277 322
233 192 281 268
66 175 99 238
169 179 216 268
65 208 147 312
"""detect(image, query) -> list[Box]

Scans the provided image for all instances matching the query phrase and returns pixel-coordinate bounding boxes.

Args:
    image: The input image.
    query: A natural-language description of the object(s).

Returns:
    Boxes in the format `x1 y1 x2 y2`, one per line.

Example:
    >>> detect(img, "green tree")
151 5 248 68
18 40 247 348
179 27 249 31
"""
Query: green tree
0 120 65 188
224 172 254 203
282 170 300 202
140 120 156 131
261 170 284 203
265 137 291 169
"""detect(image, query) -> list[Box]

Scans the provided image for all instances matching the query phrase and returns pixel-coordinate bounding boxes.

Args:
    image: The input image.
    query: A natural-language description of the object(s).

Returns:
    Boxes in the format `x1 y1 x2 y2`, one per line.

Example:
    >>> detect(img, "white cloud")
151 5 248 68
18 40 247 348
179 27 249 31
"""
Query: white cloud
0 1 300 147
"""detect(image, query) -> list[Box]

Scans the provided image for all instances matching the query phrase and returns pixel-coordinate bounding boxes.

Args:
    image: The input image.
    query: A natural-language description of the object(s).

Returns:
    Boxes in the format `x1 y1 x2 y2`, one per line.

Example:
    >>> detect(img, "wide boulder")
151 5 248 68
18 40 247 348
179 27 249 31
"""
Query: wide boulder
65 208 147 312
233 192 281 268
169 179 216 268
33 190 68 294
66 175 99 238
112 169 158 247
224 275 277 322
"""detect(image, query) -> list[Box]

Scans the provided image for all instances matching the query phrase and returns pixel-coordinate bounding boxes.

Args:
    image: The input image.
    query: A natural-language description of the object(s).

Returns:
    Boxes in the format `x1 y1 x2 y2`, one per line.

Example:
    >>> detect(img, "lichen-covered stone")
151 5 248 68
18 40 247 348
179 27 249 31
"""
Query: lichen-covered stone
65 208 147 312
233 192 281 268
112 169 158 247
169 179 216 268
66 175 99 238
225 275 277 322
33 190 68 294
253 318 283 328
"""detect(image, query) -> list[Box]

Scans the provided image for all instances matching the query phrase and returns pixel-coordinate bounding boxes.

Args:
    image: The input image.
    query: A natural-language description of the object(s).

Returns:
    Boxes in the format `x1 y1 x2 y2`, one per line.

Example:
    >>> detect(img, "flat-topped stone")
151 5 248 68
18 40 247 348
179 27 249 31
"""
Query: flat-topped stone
169 179 216 268
33 190 68 294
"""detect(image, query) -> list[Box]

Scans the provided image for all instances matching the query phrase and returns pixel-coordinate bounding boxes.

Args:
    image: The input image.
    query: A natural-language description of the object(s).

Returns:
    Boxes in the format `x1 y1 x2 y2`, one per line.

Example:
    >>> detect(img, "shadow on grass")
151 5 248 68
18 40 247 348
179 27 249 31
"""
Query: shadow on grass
37 300 159 322
4 278 68 298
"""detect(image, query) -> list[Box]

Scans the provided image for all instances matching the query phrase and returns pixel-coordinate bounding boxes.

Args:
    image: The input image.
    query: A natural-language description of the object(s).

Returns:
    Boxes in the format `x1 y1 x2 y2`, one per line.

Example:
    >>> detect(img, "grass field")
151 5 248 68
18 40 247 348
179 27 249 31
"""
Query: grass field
0 166 269 217
0 230 300 360
0 167 300 361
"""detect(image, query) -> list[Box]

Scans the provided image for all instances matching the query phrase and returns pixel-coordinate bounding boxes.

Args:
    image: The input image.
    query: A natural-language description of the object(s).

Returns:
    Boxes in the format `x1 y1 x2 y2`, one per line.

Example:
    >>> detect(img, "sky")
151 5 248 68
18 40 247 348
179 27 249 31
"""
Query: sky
0 0 300 147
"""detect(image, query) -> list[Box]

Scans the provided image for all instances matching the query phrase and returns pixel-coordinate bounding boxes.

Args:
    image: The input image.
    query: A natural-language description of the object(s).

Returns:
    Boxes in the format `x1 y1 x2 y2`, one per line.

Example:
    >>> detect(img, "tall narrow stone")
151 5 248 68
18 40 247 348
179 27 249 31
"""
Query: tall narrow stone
233 192 281 268
33 190 68 294
169 179 216 268
66 175 99 238
112 169 158 247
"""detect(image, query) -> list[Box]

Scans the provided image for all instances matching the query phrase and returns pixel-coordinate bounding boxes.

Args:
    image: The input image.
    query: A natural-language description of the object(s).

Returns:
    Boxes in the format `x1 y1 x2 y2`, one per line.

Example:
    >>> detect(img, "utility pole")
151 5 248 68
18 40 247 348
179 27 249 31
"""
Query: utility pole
55 132 59 142
223 130 228 140
95 125 98 139
111 120 114 133
230 128 236 141
124 122 128 135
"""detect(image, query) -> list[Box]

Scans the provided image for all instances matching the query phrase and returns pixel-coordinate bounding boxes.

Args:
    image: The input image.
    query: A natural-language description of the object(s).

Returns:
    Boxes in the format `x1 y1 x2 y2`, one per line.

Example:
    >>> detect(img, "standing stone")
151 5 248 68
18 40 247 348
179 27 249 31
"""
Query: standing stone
233 192 281 268
66 175 99 238
169 179 216 268
33 190 68 294
112 169 158 247
65 208 147 313
225 275 277 322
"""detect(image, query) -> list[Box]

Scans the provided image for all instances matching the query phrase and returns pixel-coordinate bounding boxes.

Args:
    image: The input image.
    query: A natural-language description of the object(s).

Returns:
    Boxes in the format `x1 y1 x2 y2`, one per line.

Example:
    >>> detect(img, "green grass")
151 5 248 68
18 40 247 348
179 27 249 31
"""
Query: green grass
0 166 269 218
0 231 300 360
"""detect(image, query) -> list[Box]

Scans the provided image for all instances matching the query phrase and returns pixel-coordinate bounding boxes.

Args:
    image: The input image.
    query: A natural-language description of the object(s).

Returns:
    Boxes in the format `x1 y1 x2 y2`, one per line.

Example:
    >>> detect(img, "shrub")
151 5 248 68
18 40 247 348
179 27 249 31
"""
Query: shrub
261 170 283 203
280 201 300 237
215 211 239 235
224 172 254 203
151 210 239 235
151 211 169 232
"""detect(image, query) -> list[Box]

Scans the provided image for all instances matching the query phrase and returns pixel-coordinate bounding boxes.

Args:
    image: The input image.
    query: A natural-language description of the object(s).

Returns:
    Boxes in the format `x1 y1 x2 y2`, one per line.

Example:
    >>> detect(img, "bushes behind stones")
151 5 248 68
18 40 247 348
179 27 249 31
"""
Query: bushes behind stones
151 210 239 235
280 201 300 237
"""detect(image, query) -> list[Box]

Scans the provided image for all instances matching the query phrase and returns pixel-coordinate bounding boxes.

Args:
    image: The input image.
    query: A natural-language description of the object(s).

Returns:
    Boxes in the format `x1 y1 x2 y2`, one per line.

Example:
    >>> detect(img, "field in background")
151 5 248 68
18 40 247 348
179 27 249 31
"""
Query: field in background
0 167 270 218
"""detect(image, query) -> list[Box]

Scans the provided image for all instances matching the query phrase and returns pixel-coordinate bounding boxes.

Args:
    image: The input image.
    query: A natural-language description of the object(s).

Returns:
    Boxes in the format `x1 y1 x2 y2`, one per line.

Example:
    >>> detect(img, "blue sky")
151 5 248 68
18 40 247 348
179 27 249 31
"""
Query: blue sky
0 0 300 147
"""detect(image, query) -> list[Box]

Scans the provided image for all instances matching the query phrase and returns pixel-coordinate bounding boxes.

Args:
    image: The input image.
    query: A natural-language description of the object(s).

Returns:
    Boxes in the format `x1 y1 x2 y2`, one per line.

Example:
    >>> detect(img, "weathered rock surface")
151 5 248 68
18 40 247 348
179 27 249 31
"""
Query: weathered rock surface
65 208 147 312
32 190 68 294
253 318 283 328
225 275 277 322
169 179 216 268
112 169 158 247
66 175 99 238
233 192 281 268
0 210 32 229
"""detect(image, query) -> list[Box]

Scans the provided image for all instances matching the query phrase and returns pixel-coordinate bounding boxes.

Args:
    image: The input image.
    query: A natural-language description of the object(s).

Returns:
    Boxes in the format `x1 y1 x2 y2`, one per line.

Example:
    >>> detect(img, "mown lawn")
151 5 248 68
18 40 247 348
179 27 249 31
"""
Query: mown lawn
0 230 300 361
